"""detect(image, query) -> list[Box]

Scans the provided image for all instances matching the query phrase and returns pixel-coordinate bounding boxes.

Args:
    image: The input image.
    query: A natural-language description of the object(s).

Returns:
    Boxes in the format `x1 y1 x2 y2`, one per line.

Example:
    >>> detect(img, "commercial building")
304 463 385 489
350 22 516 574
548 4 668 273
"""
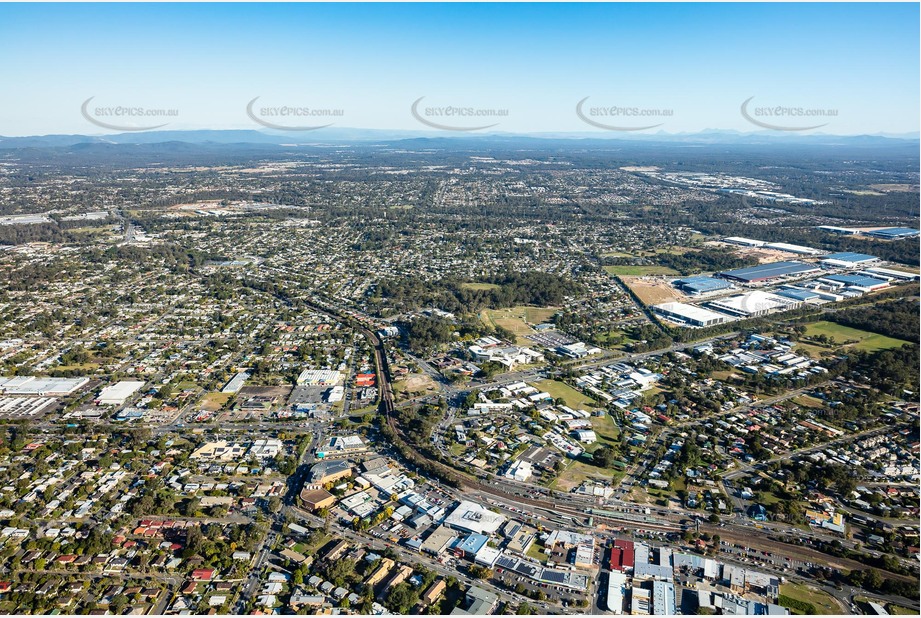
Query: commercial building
325 385 345 403
248 438 282 459
865 227 920 240
816 225 858 235
723 237 765 247
95 381 145 406
474 545 502 567
606 571 627 614
865 267 920 282
652 302 730 328
296 369 342 386
763 242 823 256
503 460 533 482
221 371 249 394
820 252 879 268
318 435 367 458
719 261 819 283
455 534 489 558
775 288 821 303
306 460 352 487
555 342 601 359
632 587 652 615
443 501 505 535
299 488 336 511
818 274 890 292
609 539 636 572
469 344 544 368
652 581 677 615
420 526 458 556
573 429 598 444
0 376 89 396
673 276 732 296
707 291 801 318
450 586 498 616
190 441 247 461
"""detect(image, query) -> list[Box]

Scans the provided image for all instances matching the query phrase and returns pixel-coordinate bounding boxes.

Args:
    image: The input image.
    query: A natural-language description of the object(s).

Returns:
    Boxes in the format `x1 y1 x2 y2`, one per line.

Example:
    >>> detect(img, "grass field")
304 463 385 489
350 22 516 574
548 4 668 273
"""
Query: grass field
887 604 918 615
603 264 679 276
804 321 910 352
449 442 467 458
794 341 832 359
460 282 501 291
793 395 825 409
590 414 621 447
55 362 100 372
551 460 619 492
481 306 558 342
649 246 697 256
526 542 549 563
531 379 597 409
780 582 842 615
199 392 233 412
710 369 737 381
597 330 627 346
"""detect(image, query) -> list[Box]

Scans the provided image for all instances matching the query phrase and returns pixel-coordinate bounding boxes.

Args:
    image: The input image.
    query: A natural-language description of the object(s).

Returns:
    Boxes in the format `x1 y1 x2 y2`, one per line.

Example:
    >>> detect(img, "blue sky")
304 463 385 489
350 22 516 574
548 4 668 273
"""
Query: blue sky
0 3 917 136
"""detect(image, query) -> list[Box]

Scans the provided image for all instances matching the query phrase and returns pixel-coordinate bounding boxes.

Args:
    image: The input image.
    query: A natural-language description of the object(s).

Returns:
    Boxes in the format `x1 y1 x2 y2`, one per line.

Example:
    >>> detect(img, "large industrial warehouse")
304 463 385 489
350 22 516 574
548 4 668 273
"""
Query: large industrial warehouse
673 276 732 296
707 291 802 318
719 261 819 283
652 302 732 327
865 227 920 240
820 252 880 268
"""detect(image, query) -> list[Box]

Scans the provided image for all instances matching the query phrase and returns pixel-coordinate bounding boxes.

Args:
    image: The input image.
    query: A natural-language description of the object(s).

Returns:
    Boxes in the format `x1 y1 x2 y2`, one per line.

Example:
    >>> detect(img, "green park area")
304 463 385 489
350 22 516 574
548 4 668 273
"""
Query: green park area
199 392 233 411
803 321 911 352
603 264 679 276
531 379 598 410
460 282 501 291
551 460 621 492
480 306 558 342
779 582 842 615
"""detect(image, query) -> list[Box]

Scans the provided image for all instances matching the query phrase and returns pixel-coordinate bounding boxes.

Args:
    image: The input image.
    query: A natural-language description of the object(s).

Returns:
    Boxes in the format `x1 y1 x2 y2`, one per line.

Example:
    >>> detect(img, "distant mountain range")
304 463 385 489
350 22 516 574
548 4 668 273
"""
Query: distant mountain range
0 128 918 150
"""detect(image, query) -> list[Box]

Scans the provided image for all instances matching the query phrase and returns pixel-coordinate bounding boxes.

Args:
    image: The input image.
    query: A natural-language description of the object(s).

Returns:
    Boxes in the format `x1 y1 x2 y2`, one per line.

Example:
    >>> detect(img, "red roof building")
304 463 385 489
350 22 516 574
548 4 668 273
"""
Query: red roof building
610 539 635 571
191 568 215 581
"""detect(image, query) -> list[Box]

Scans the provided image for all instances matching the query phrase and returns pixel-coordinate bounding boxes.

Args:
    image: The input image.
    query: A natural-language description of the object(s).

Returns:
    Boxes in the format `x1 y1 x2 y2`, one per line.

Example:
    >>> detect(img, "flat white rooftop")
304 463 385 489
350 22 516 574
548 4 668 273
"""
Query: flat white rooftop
708 291 797 315
654 302 730 324
0 376 89 395
444 500 505 534
96 380 145 405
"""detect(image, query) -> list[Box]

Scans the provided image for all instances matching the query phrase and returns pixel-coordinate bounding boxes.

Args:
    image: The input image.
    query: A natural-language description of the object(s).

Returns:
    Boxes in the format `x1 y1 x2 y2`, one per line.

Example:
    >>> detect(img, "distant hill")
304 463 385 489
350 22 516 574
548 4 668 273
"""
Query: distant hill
0 128 918 150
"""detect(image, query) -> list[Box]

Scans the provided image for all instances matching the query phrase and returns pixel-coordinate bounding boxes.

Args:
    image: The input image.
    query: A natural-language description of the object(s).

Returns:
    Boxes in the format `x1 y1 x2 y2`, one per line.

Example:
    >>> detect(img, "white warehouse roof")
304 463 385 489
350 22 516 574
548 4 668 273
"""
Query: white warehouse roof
95 380 145 405
443 500 505 535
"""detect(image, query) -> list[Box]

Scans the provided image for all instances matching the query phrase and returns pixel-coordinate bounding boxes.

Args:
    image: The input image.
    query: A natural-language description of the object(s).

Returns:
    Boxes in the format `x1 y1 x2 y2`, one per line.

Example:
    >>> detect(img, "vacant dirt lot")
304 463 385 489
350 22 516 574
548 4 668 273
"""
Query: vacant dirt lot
393 373 438 399
622 276 683 305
